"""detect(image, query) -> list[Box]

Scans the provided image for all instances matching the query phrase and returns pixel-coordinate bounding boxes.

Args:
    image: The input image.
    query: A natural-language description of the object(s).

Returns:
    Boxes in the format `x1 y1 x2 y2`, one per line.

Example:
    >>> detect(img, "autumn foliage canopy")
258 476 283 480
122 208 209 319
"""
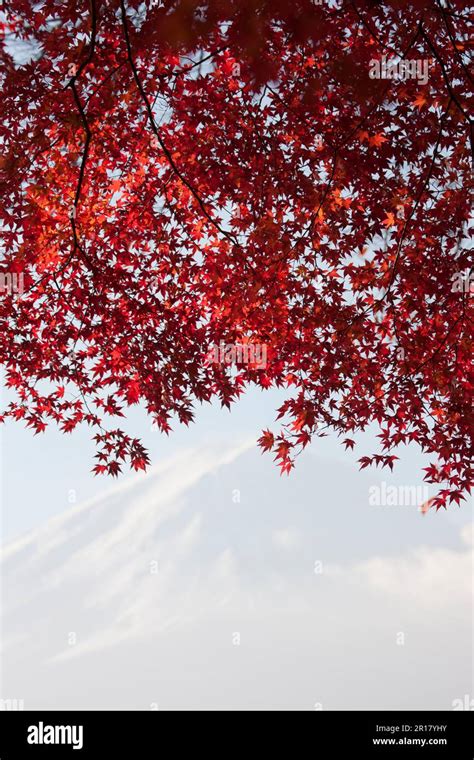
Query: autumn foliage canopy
0 0 472 508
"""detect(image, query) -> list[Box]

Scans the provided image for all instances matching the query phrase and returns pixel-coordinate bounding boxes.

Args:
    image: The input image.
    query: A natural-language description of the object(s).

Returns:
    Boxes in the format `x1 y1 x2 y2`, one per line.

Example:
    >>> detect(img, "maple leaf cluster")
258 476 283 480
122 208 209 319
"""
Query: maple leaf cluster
0 0 472 509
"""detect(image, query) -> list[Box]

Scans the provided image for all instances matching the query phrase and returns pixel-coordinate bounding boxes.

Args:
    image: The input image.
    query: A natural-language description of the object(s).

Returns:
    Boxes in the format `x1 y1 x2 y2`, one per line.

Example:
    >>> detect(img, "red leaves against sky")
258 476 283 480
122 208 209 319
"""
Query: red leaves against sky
0 0 472 510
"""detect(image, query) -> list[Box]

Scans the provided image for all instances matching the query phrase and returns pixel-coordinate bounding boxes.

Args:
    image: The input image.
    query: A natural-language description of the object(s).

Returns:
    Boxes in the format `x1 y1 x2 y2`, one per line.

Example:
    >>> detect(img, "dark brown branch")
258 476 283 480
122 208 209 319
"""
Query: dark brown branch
437 0 474 88
66 0 98 272
119 0 238 249
421 26 473 161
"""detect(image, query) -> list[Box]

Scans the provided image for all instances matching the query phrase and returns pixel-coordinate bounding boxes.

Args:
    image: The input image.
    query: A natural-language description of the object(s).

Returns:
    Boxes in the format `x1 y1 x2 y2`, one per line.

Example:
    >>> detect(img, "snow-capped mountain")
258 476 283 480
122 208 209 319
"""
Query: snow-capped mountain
1 441 472 710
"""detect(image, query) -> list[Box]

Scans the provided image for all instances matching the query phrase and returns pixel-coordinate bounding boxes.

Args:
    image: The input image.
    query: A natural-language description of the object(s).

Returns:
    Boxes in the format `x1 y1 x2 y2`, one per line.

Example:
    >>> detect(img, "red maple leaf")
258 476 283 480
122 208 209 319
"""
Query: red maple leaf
0 0 470 509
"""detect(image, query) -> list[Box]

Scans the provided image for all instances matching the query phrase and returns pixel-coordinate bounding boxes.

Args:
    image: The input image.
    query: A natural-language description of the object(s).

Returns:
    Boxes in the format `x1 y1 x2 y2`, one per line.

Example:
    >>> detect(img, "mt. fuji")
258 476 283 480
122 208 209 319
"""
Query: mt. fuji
1 440 472 710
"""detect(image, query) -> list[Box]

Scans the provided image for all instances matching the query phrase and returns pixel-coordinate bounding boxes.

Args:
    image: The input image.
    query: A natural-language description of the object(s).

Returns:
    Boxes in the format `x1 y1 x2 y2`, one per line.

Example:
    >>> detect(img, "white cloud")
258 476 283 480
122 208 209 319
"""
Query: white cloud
353 539 473 608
